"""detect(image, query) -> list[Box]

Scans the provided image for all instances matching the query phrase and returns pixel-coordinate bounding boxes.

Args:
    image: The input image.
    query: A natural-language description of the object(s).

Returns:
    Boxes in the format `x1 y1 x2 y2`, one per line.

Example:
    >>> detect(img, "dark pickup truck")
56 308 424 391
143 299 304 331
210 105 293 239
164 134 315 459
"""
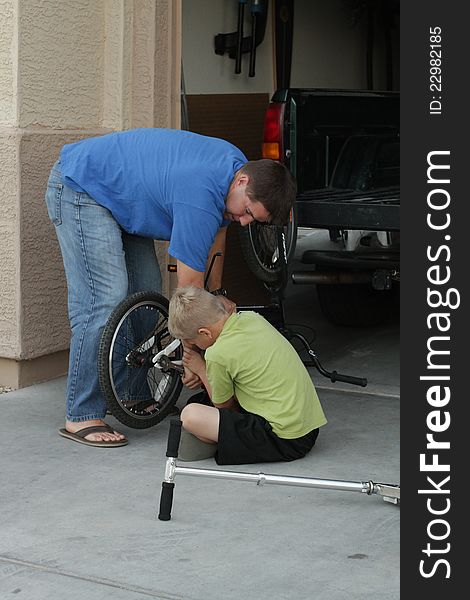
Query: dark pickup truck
240 88 400 326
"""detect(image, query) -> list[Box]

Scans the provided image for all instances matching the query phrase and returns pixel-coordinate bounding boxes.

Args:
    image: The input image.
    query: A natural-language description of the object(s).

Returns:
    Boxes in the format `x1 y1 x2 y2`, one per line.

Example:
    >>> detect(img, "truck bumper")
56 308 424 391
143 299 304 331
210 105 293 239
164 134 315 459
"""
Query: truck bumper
296 199 400 231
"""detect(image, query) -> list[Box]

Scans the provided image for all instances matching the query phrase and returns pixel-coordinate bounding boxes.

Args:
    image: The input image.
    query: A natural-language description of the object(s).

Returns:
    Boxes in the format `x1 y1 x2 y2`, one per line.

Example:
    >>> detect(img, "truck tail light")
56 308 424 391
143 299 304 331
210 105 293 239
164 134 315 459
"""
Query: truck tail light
262 102 285 161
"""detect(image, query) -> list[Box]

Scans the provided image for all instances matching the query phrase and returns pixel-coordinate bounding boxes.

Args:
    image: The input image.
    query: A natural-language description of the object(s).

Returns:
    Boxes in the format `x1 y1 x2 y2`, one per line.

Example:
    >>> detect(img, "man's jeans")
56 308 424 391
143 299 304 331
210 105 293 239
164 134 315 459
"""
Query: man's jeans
45 160 162 422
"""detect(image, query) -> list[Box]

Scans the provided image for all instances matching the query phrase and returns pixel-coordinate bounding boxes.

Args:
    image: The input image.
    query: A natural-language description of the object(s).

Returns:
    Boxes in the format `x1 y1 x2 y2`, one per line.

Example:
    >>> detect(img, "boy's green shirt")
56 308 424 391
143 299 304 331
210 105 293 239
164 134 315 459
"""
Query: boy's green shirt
205 311 327 439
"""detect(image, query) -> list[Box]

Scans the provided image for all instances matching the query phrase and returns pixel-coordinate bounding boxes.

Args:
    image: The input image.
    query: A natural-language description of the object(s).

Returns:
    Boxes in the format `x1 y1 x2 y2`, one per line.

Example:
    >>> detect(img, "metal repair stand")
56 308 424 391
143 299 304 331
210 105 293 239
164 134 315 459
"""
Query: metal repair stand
158 420 400 521
157 230 400 520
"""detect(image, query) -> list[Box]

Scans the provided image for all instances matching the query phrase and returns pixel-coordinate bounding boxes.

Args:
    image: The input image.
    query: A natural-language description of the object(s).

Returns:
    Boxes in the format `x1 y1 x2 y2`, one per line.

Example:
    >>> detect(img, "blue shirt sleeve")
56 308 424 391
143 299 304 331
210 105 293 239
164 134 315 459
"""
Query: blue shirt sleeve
168 203 223 272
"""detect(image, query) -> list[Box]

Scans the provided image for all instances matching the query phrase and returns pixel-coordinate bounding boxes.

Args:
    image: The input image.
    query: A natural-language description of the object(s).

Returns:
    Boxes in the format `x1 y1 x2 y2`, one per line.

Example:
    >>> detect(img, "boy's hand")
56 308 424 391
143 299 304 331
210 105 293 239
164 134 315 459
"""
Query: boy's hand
183 348 206 378
182 367 201 390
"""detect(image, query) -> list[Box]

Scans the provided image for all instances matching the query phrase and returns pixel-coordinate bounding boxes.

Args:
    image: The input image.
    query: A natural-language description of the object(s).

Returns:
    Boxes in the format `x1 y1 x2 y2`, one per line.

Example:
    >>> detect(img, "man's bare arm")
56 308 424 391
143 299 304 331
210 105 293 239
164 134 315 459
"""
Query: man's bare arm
175 227 227 290
176 261 205 288
175 226 227 290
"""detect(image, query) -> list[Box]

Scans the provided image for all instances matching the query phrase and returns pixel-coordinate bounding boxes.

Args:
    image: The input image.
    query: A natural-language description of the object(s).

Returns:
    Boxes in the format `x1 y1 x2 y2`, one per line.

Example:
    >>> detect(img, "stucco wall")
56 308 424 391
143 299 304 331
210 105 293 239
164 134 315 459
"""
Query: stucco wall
0 0 17 125
0 132 20 357
18 1 105 129
18 131 107 359
0 0 181 386
0 0 110 365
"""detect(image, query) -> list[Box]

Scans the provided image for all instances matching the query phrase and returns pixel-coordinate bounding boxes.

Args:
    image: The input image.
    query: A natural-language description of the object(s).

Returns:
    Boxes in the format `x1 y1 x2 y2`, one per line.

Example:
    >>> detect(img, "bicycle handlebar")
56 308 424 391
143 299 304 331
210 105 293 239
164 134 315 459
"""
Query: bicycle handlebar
329 371 368 387
289 331 368 388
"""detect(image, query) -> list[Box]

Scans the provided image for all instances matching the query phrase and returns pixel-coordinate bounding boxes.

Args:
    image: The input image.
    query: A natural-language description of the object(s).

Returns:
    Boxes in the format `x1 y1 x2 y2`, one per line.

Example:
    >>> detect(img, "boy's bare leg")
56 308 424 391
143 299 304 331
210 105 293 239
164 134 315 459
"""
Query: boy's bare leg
180 404 220 443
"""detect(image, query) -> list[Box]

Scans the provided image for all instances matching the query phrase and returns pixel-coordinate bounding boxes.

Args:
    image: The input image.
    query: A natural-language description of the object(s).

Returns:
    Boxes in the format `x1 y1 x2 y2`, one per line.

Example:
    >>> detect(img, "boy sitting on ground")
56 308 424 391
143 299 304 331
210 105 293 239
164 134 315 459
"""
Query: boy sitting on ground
168 286 327 465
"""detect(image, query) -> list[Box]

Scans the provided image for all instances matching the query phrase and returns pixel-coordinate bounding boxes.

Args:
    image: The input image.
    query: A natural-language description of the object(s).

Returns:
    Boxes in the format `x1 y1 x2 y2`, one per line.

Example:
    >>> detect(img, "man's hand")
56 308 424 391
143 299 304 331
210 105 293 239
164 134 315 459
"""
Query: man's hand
219 296 237 314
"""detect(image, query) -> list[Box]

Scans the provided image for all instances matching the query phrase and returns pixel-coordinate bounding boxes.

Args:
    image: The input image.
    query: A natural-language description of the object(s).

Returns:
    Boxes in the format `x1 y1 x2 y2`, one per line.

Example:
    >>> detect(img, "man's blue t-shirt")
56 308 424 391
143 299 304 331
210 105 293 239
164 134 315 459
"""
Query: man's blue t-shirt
59 128 247 272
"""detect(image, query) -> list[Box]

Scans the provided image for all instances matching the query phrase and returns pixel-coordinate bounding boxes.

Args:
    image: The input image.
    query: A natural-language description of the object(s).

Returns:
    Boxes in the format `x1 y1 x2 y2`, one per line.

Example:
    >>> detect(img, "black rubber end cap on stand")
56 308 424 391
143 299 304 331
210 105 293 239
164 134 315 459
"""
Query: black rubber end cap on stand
166 418 182 457
158 419 182 521
158 482 175 521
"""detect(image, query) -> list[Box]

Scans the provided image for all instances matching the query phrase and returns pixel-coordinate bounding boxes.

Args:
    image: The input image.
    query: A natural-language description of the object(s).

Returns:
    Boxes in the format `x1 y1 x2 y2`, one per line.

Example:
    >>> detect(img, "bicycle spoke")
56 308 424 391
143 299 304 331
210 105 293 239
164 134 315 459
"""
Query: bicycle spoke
102 294 183 424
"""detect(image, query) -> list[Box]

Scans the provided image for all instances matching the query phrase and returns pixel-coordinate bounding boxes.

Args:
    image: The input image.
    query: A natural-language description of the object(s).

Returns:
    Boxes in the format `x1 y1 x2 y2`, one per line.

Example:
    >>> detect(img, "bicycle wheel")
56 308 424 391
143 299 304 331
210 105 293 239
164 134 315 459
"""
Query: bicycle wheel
238 206 297 284
98 291 183 429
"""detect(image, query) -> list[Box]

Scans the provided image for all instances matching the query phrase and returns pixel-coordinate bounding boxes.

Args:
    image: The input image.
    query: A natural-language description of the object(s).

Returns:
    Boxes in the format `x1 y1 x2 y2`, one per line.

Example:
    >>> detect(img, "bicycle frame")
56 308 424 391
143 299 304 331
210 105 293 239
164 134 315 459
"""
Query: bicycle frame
152 338 183 371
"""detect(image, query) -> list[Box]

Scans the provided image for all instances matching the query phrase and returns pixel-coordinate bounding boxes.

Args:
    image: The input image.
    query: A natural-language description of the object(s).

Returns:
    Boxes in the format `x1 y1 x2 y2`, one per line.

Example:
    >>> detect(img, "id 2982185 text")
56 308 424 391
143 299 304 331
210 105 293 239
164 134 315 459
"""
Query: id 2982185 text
429 27 442 115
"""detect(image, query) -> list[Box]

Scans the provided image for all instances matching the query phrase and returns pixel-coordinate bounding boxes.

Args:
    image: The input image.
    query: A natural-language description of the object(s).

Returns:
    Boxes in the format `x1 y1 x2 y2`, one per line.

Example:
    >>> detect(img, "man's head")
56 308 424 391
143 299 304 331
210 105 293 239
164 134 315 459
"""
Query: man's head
168 286 230 350
224 159 296 226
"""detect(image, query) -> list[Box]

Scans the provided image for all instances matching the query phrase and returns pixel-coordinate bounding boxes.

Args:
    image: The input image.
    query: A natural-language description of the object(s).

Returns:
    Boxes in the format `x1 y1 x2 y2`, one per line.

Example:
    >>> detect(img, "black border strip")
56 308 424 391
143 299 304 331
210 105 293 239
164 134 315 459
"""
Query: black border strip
401 2 466 595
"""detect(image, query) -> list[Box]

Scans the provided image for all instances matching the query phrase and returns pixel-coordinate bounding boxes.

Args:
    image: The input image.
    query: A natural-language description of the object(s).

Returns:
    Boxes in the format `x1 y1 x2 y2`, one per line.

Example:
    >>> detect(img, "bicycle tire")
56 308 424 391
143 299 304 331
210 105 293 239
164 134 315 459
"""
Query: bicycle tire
98 291 183 429
238 206 298 284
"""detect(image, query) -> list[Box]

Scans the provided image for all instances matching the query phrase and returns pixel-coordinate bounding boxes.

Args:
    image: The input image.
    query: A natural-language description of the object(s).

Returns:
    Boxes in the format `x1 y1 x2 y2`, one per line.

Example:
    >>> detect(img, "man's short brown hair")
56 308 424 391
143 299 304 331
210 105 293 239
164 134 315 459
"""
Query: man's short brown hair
240 159 297 225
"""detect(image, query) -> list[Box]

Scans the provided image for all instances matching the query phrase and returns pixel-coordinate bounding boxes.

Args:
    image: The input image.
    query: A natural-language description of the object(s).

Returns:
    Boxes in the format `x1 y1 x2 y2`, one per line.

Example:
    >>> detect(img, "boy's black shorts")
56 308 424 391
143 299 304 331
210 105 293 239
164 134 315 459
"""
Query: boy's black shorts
215 408 319 466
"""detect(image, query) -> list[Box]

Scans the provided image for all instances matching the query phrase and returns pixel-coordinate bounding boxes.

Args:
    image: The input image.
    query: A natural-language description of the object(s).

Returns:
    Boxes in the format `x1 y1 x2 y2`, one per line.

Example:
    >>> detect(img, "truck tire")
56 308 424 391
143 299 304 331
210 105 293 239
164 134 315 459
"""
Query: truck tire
316 278 397 327
238 207 297 284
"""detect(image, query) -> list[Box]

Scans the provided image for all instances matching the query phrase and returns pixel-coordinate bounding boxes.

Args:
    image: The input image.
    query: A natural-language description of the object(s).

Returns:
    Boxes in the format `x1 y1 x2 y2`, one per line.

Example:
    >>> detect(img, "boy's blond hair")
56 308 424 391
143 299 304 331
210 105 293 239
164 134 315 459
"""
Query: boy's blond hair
168 286 229 340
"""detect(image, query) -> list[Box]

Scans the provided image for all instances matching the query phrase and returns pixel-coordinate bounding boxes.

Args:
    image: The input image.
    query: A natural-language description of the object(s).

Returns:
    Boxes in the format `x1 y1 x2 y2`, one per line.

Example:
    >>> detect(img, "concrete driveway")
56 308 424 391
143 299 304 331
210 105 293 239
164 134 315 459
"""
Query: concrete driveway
0 248 399 600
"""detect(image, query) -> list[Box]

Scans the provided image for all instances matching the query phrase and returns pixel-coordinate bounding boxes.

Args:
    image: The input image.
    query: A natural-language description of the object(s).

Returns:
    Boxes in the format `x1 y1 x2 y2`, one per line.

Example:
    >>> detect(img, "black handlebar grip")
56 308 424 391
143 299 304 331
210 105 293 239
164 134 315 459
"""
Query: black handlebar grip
330 371 368 387
166 418 182 457
158 482 175 521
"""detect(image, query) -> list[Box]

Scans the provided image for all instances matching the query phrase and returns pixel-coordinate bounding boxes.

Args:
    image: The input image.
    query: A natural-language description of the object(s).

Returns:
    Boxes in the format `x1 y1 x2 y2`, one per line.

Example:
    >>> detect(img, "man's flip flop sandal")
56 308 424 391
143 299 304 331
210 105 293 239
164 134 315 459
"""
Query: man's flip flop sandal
59 424 128 447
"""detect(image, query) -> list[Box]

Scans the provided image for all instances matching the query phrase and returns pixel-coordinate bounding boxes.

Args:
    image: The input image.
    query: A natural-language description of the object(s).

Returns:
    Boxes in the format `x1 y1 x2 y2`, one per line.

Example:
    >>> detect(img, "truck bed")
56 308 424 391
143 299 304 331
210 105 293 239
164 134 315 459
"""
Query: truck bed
296 186 400 231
